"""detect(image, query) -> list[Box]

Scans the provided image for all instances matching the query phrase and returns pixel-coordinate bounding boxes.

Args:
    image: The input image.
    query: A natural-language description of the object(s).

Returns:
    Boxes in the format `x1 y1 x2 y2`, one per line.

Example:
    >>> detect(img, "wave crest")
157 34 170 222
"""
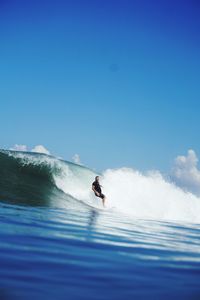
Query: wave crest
1 150 200 223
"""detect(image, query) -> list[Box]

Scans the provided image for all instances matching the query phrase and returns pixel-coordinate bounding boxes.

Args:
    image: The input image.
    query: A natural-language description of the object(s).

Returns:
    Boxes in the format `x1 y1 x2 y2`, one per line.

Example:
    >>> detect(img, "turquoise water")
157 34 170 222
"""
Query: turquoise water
0 150 200 300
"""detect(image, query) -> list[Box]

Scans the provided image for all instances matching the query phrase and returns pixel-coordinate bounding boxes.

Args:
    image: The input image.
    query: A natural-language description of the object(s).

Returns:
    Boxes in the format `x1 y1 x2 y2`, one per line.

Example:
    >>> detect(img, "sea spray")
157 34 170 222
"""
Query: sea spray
101 168 200 223
1 149 200 223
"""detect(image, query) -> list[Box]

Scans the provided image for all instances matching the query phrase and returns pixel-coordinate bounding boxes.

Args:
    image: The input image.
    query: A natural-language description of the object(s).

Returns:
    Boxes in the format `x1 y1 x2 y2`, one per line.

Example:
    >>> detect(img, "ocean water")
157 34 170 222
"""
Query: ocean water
0 150 200 300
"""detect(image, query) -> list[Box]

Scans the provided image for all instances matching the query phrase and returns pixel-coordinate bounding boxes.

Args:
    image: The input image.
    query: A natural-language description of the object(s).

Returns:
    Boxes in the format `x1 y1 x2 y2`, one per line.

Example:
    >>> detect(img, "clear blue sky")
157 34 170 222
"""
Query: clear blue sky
0 0 200 171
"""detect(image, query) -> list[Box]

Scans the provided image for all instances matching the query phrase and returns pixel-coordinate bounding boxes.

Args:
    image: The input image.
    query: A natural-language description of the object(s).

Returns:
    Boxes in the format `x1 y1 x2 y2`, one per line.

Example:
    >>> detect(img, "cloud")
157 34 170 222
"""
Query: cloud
72 154 82 165
171 149 200 195
10 144 28 151
31 145 50 155
10 144 50 155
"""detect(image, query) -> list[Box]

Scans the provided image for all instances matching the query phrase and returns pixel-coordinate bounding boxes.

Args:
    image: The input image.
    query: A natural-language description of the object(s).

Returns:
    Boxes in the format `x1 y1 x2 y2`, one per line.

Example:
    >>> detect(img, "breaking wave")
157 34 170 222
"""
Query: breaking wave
0 149 200 223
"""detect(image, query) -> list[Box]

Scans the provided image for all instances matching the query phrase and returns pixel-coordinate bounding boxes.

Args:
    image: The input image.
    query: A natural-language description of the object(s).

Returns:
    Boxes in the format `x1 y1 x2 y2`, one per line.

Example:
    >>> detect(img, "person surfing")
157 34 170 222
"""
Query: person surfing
92 176 106 207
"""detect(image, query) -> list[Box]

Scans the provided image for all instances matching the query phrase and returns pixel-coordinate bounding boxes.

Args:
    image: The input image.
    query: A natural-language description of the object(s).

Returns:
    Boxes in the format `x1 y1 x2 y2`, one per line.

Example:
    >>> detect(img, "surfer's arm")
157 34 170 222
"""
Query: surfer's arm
92 184 99 196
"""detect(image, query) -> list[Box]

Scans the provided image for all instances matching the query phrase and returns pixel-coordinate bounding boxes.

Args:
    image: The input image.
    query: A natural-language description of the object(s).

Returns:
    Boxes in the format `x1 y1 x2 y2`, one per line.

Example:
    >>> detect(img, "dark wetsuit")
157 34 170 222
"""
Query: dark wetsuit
92 181 105 199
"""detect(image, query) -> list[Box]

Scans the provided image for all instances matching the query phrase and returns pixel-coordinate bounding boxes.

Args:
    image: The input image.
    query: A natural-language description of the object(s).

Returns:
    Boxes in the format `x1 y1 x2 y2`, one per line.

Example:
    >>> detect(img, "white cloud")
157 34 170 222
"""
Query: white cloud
31 145 50 155
171 149 200 195
10 144 50 155
10 144 28 151
72 154 82 165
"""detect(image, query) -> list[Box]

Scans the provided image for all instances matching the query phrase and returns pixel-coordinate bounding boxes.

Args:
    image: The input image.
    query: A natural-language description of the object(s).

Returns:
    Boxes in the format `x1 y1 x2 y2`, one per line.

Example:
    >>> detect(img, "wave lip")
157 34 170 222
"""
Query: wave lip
0 150 96 208
1 149 200 223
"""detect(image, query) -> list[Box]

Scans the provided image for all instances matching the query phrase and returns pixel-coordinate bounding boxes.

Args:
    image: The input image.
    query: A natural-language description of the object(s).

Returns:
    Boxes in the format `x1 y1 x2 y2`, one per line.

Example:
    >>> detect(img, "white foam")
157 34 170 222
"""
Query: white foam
4 150 200 223
53 161 200 222
101 168 200 223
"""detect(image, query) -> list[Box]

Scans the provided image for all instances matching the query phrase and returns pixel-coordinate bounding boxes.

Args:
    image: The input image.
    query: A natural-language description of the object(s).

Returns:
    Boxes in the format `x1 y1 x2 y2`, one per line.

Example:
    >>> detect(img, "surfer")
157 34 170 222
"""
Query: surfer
92 176 106 207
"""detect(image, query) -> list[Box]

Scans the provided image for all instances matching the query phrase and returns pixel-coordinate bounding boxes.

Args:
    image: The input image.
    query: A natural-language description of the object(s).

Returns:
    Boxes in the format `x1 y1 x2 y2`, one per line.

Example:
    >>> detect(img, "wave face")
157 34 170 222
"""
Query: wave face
0 150 200 300
0 150 96 208
0 150 200 223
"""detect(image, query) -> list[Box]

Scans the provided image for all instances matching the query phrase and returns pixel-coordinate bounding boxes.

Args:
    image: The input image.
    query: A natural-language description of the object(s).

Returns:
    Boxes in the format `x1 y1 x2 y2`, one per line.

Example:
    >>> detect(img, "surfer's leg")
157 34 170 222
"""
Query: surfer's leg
101 194 106 207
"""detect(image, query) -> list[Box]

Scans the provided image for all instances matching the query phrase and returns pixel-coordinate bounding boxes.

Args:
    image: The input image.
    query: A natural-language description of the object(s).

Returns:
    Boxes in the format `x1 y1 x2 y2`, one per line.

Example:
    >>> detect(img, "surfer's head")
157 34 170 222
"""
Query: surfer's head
95 176 99 182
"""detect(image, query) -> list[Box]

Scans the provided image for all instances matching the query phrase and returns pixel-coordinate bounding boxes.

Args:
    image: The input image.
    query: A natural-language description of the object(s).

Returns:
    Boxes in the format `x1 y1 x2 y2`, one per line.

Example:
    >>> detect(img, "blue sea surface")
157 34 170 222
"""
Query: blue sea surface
0 150 200 300
0 202 200 300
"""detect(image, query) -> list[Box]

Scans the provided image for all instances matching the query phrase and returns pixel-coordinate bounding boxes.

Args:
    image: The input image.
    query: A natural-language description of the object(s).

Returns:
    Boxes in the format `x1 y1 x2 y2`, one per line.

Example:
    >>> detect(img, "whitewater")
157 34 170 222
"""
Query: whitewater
1 149 200 223
0 149 200 300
